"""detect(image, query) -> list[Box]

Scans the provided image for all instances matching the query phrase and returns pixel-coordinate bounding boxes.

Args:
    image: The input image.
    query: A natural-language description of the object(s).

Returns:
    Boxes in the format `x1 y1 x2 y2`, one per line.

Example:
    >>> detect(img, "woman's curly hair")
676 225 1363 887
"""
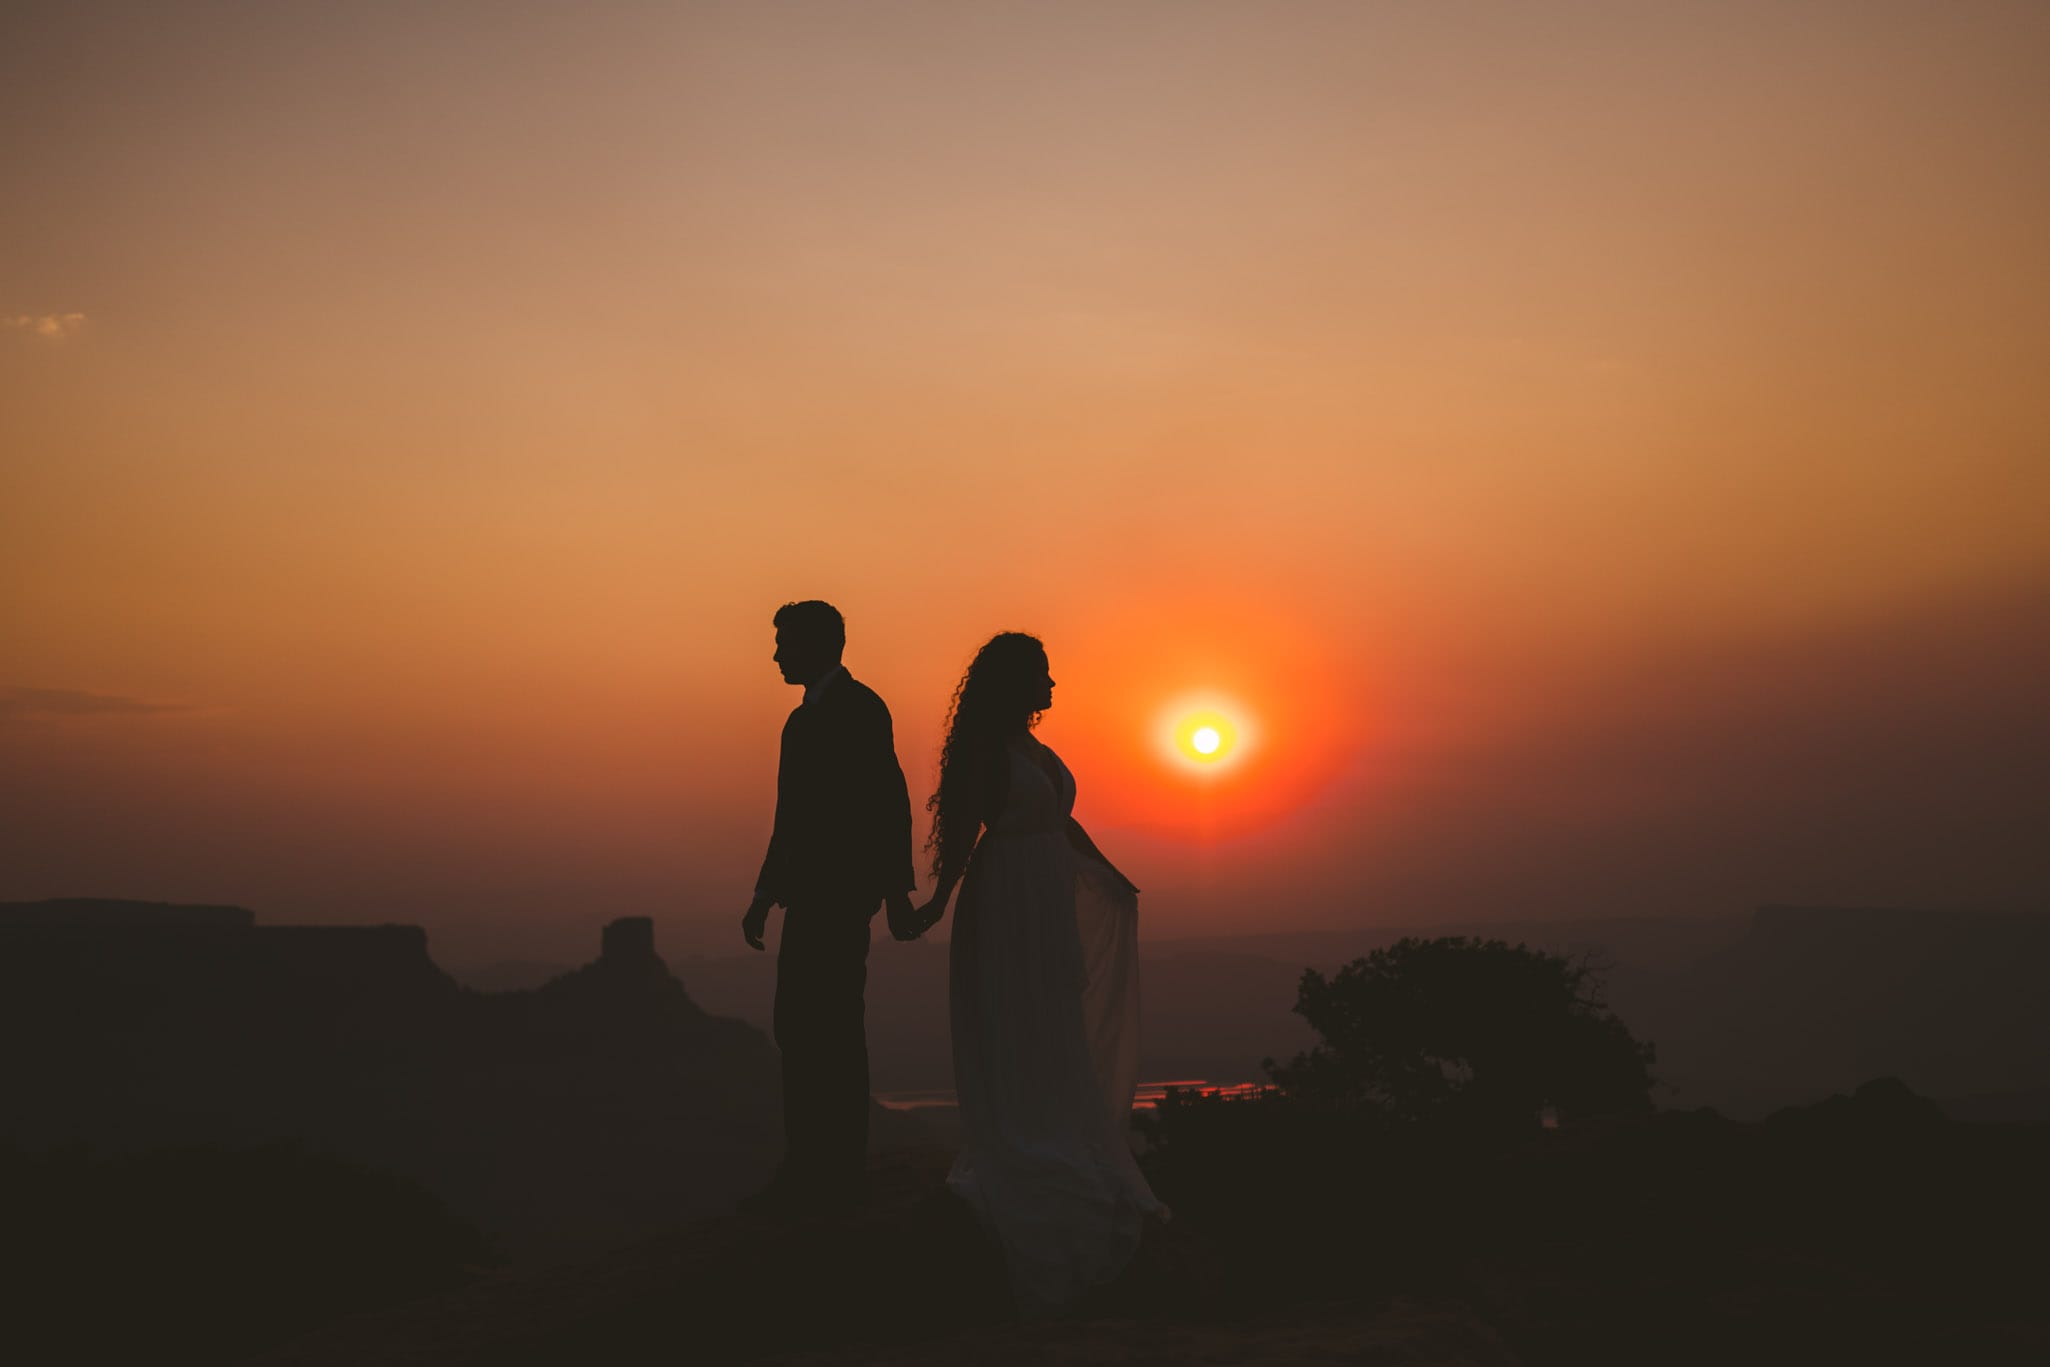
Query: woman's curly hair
926 632 1047 880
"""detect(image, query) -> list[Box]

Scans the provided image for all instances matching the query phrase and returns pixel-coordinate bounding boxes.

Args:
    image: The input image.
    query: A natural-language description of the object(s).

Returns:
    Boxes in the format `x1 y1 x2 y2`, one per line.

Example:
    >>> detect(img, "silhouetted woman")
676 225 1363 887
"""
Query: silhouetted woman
911 632 1165 1316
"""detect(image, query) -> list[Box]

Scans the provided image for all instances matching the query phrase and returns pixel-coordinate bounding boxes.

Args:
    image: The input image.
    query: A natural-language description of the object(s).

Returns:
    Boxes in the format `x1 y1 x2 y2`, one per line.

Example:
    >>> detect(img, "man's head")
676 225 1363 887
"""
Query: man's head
772 600 846 686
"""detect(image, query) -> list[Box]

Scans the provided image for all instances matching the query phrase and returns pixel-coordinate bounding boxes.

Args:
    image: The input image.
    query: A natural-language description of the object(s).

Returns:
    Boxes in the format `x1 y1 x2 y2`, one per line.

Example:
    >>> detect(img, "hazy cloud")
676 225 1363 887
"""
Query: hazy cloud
0 686 198 722
3 313 87 339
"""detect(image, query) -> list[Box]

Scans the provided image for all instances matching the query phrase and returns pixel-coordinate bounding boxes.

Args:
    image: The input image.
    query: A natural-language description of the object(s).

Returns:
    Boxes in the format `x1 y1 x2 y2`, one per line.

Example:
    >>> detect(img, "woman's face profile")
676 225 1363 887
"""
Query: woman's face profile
1031 654 1055 713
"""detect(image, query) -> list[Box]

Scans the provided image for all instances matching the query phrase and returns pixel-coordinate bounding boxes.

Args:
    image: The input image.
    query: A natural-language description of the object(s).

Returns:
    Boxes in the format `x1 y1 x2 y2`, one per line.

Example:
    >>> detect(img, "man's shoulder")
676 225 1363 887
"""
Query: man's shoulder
840 672 885 704
827 673 895 727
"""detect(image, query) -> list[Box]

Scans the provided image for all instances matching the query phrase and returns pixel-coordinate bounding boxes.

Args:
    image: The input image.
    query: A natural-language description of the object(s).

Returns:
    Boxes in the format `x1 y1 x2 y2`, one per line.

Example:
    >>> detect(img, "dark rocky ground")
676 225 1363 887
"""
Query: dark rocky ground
14 1081 2048 1366
9 900 2046 1364
253 1080 2050 1366
255 1148 1516 1367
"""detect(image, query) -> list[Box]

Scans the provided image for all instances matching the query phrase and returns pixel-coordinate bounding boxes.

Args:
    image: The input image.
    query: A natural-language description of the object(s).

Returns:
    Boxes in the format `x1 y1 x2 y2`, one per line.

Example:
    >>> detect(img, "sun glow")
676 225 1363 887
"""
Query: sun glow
1167 705 1245 767
1058 600 1350 834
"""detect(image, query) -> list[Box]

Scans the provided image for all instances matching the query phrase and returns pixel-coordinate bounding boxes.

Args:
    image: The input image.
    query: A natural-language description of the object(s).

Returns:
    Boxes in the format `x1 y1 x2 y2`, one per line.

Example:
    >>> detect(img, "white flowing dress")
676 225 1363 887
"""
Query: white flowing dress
947 735 1164 1317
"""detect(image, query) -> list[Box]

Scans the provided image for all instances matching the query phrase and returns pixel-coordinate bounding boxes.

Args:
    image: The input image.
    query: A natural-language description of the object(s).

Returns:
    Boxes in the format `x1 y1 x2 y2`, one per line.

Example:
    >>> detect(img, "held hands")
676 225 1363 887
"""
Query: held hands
890 893 946 941
750 893 938 947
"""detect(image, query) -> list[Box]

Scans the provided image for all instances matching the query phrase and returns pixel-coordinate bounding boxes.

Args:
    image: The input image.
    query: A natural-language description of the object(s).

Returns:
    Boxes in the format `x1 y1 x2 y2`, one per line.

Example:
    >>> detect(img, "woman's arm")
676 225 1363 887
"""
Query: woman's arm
917 868 964 929
914 835 975 933
1067 817 1139 895
913 760 1005 933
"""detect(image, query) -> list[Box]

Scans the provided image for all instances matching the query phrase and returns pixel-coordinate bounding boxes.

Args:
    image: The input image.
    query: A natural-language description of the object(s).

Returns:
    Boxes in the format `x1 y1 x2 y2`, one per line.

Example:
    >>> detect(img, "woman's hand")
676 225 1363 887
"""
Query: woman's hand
1068 817 1137 897
888 895 938 942
1084 857 1139 899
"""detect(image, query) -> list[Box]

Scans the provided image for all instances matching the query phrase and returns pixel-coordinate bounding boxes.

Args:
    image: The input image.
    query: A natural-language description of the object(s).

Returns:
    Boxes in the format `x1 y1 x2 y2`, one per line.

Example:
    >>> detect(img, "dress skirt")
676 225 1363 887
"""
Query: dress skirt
947 827 1162 1317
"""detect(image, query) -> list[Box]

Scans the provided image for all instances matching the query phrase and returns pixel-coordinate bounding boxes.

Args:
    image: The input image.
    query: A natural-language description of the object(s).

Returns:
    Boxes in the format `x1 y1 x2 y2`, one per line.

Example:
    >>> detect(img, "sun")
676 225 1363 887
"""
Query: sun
1172 709 1238 765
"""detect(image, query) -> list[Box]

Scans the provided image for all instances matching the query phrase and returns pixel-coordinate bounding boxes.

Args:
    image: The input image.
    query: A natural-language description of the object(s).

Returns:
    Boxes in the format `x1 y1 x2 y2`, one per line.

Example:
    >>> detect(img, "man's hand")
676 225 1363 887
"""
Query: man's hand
741 896 773 951
911 895 947 938
884 890 918 941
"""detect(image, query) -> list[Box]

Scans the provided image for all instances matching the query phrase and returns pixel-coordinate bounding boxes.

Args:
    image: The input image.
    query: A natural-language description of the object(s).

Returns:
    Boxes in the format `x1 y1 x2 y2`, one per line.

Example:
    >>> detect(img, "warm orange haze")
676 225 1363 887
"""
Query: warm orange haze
3 1 2048 973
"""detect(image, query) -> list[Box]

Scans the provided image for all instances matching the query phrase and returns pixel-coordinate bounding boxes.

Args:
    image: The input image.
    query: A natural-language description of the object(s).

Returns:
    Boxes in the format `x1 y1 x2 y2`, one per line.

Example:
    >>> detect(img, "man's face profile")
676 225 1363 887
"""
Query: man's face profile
773 629 830 686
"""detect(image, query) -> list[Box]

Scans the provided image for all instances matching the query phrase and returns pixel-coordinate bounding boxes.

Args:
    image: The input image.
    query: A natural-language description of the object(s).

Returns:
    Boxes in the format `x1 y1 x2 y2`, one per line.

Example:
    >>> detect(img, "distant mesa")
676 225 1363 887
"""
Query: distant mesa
1617 902 2050 1120
0 898 923 1264
0 896 257 928
1750 901 2025 939
600 913 661 969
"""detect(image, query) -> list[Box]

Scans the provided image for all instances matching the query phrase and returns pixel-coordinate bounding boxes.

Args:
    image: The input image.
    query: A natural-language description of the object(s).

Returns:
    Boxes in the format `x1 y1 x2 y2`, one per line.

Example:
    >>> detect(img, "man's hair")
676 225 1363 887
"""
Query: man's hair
773 599 846 655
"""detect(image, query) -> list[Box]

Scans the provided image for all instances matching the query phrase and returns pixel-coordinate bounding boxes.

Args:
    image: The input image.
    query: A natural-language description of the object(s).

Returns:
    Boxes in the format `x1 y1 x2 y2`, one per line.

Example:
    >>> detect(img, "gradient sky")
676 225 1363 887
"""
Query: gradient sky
4 1 2047 968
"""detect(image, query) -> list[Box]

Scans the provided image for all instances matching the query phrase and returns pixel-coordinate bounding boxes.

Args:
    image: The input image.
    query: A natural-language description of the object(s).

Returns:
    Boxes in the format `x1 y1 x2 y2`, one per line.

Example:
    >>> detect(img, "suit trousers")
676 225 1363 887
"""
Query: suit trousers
773 898 874 1190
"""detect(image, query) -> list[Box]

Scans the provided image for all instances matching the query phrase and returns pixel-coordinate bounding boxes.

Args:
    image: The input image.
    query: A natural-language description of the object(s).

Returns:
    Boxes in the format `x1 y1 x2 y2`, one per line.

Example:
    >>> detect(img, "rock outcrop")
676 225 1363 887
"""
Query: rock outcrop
0 900 919 1263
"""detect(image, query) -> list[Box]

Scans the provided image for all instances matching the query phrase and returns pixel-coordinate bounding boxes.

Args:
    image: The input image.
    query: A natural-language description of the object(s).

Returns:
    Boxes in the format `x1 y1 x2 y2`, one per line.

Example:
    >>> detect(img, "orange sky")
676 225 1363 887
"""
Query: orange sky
4 2 2047 967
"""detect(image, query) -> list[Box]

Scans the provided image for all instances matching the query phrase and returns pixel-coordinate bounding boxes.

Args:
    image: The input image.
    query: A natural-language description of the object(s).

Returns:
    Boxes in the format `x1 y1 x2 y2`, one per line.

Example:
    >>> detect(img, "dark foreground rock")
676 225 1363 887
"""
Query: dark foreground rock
5 1140 489 1367
258 1148 1516 1366
1143 1078 2050 1365
0 902 924 1266
27 1082 2044 1366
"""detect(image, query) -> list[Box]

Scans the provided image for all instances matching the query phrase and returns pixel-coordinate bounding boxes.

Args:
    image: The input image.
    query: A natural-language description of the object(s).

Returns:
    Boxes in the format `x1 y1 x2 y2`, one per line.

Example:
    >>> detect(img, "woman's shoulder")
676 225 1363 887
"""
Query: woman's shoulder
1009 733 1070 790
1006 733 1058 766
1021 732 1068 765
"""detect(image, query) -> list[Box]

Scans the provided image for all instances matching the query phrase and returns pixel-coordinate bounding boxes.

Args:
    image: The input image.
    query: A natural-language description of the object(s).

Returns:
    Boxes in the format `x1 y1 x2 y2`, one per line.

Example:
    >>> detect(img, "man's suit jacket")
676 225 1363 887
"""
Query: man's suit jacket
756 670 916 911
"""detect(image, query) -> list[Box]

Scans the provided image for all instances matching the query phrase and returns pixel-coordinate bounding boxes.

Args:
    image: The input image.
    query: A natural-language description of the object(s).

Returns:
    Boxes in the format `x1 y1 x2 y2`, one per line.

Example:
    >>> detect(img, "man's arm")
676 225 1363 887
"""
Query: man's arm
753 834 787 909
855 693 918 937
745 716 796 950
758 710 804 902
876 705 916 896
740 893 773 951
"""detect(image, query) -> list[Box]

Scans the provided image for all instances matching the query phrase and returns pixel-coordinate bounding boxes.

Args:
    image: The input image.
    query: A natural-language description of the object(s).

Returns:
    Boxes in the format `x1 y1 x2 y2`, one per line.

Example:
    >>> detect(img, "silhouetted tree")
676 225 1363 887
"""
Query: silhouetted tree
1265 937 1655 1131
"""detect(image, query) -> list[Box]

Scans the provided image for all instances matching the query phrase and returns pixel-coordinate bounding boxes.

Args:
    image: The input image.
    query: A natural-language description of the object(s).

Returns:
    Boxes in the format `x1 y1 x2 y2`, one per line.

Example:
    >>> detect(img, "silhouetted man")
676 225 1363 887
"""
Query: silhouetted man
741 600 915 1209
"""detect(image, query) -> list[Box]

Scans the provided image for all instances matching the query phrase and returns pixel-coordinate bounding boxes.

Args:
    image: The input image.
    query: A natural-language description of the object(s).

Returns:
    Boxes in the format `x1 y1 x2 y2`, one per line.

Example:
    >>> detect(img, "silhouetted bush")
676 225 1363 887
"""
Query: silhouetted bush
1266 936 1656 1131
1132 938 2050 1364
1137 938 1654 1302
